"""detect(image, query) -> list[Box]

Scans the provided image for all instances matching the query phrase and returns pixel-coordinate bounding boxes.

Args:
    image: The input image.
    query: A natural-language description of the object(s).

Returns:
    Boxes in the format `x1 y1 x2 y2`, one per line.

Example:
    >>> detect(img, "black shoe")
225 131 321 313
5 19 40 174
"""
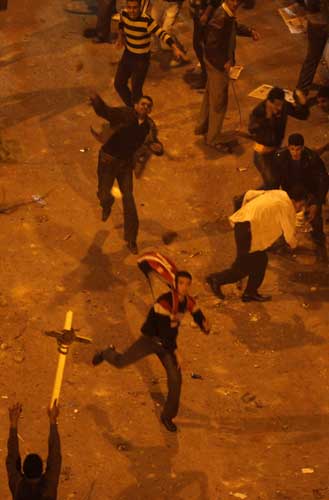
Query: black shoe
102 207 111 222
242 293 272 303
161 414 177 432
127 241 138 254
92 36 108 44
206 276 225 299
92 351 104 366
83 28 97 38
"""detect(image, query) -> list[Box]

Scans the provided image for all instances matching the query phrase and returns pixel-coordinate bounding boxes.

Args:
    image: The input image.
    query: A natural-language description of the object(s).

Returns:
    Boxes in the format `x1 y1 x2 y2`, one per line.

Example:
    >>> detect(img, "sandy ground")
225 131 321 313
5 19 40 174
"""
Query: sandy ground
0 0 329 499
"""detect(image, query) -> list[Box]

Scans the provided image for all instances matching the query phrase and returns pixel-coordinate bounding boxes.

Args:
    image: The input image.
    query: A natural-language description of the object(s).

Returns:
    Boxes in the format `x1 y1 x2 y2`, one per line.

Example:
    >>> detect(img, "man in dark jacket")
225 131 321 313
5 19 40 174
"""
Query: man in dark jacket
195 0 259 151
90 93 163 254
248 87 309 188
92 271 210 432
6 401 61 500
273 133 329 260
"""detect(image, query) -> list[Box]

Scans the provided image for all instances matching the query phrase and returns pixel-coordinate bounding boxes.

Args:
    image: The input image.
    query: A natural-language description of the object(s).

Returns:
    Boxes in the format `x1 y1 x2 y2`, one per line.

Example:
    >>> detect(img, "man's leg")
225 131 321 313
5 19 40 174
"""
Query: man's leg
243 251 269 297
117 165 139 250
130 54 150 105
195 77 209 135
204 62 229 146
310 205 328 262
207 222 251 297
99 335 159 367
95 0 115 41
253 151 278 189
114 51 134 107
96 151 117 221
191 18 206 86
158 351 182 431
296 22 328 91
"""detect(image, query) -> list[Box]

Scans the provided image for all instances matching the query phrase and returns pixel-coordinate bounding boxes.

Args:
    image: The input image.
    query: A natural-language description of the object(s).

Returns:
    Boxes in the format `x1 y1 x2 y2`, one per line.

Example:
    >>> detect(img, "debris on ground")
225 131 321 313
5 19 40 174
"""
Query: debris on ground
162 231 178 245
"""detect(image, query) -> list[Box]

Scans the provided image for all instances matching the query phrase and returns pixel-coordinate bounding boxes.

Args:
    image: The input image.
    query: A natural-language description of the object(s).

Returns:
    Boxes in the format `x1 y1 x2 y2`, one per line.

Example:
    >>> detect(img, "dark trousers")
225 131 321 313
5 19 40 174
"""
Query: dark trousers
102 335 182 419
192 17 206 81
114 50 150 107
97 150 139 242
296 22 329 91
210 222 268 294
96 0 115 40
254 150 278 189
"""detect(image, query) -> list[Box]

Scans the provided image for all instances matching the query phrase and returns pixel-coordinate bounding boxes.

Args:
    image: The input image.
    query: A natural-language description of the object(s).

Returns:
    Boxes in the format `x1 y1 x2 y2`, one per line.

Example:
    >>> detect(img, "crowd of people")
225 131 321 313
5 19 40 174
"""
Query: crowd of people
4 0 329 498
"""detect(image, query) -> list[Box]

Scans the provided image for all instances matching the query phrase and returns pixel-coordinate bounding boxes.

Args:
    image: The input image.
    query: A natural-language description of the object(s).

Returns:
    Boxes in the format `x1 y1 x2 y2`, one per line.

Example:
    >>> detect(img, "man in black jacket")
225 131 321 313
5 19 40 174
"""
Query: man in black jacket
90 93 163 254
273 133 329 260
92 271 210 432
195 0 259 151
6 401 61 500
248 87 309 188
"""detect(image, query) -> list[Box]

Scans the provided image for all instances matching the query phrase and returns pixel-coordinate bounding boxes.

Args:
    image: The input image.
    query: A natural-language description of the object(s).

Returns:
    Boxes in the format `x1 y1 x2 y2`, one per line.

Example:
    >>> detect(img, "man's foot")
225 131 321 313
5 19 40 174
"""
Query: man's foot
102 207 111 222
194 126 207 136
83 27 97 38
127 241 138 254
92 351 104 366
92 36 109 44
206 276 225 299
242 292 272 303
161 414 177 432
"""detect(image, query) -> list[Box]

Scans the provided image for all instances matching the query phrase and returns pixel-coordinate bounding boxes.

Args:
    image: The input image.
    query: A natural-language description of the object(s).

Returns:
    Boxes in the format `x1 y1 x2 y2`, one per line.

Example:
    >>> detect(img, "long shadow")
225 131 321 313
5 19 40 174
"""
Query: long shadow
221 305 324 352
0 87 91 128
87 404 210 500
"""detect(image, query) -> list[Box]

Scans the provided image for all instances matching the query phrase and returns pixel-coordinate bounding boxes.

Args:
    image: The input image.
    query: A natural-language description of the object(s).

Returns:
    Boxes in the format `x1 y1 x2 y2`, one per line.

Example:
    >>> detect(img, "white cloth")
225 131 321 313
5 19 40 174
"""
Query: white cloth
229 190 297 252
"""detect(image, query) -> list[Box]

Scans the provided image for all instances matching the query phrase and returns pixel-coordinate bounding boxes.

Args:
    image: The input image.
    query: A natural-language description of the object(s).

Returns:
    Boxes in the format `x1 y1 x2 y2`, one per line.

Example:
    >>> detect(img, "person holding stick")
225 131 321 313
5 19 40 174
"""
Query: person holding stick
6 401 62 500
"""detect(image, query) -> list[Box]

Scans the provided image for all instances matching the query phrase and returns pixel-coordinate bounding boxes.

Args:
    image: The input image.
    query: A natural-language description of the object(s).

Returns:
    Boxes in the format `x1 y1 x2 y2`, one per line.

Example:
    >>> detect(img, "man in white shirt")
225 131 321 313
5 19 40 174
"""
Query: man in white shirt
206 187 307 302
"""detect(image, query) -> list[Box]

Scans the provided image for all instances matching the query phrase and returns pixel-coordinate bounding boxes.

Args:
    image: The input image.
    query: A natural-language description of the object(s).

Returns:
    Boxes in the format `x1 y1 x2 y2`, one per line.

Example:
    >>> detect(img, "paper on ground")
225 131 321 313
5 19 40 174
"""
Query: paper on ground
229 65 244 80
248 84 295 103
278 3 307 34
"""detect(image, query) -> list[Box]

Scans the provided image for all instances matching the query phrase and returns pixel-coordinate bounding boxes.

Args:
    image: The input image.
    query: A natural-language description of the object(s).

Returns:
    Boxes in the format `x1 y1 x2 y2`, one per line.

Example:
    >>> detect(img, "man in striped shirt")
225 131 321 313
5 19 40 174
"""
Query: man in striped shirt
115 0 185 106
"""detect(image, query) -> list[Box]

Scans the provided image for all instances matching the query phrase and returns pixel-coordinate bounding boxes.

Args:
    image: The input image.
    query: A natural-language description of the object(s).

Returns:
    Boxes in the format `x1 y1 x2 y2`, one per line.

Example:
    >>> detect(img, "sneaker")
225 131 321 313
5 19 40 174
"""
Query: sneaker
161 414 177 432
102 207 111 222
127 241 138 254
242 293 272 303
92 351 104 366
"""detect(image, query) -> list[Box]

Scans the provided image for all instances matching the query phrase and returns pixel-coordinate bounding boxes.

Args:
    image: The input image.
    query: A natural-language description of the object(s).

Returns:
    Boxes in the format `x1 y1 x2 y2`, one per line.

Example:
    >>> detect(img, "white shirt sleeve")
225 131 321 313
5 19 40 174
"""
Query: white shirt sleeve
278 204 297 248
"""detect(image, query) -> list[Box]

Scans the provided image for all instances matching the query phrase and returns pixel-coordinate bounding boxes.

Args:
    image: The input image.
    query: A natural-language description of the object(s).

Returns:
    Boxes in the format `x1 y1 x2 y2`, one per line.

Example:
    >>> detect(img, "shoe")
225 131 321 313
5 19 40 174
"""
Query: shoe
102 207 111 222
194 126 207 136
92 351 104 366
206 276 225 299
92 36 108 44
83 28 97 38
127 241 138 254
242 293 272 303
161 414 177 432
190 79 206 90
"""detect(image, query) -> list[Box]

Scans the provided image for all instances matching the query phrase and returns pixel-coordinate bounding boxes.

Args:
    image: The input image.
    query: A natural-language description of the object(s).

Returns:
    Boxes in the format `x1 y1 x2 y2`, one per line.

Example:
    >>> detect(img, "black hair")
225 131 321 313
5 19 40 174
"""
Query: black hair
267 87 285 102
23 454 43 479
287 184 308 202
127 0 141 4
288 133 304 146
317 86 329 100
175 270 192 283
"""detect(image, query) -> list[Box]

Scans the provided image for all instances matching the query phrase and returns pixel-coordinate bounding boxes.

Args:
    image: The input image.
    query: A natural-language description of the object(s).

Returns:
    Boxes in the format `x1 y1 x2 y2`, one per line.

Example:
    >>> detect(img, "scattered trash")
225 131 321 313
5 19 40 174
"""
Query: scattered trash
0 343 9 350
302 303 310 309
302 468 314 474
1 395 8 399
17 433 24 442
189 251 202 257
310 287 317 292
162 231 178 245
79 147 90 153
249 313 260 322
73 409 79 414
117 443 129 452
249 84 295 104
14 353 25 364
229 65 244 80
237 167 247 172
191 373 203 380
241 392 256 404
32 194 46 206
278 3 307 34
63 232 73 241
230 493 247 499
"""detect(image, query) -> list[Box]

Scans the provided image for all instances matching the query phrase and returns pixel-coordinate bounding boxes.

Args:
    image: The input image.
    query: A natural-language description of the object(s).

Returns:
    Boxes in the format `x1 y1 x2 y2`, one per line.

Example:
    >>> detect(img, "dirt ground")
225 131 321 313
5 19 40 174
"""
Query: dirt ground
0 0 329 499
